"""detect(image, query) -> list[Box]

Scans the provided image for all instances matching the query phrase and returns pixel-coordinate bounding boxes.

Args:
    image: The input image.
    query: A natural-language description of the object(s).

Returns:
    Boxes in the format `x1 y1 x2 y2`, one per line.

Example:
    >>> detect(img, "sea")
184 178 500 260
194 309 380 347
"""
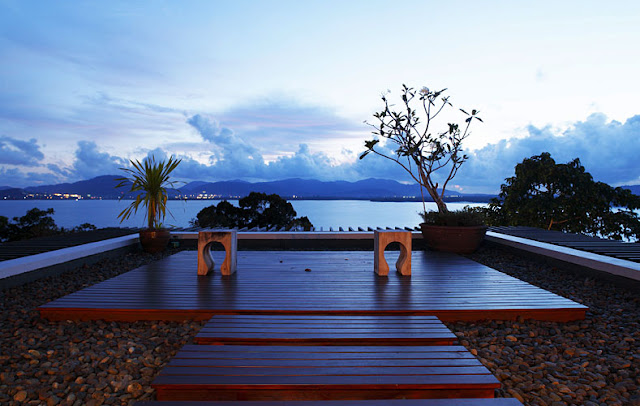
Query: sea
0 200 486 230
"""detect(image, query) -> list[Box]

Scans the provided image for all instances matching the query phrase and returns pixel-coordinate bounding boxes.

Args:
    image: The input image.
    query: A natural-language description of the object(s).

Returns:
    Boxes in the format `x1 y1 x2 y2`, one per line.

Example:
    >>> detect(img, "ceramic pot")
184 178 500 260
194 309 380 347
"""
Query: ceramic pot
139 229 170 253
420 224 487 254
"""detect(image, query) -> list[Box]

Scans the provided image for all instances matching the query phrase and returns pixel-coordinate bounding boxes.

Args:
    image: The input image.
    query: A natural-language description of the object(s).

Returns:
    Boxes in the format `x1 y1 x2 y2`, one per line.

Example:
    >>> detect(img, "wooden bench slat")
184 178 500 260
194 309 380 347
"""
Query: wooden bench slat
206 315 445 322
168 358 484 367
159 366 492 376
195 315 457 346
154 373 501 386
197 333 455 339
137 400 523 406
176 344 475 359
152 344 500 401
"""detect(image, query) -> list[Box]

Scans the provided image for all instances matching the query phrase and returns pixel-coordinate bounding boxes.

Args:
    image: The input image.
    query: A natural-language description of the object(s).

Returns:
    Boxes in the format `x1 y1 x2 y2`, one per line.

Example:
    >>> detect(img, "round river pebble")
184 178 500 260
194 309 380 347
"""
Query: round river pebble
456 245 640 406
0 248 205 405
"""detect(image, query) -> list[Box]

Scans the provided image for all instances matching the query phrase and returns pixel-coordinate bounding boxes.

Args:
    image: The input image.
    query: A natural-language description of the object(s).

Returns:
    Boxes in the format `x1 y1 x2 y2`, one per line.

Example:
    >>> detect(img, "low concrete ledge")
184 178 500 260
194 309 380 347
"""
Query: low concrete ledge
486 231 640 283
0 234 139 289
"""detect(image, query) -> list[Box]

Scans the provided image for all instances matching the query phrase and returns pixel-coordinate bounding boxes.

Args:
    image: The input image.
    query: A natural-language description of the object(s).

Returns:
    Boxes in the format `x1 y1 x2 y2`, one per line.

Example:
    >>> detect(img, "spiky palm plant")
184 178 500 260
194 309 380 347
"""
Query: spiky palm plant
115 156 182 229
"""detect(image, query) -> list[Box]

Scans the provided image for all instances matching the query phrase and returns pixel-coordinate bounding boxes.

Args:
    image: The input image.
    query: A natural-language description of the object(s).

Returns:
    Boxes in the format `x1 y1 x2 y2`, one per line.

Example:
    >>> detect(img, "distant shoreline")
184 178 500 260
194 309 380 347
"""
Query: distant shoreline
367 196 495 203
1 196 497 203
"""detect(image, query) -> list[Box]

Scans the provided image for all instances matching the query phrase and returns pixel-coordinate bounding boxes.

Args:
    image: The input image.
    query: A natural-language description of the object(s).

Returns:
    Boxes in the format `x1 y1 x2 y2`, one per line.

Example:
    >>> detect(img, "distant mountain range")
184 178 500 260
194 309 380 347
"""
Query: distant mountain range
622 185 640 195
3 176 638 202
0 175 497 202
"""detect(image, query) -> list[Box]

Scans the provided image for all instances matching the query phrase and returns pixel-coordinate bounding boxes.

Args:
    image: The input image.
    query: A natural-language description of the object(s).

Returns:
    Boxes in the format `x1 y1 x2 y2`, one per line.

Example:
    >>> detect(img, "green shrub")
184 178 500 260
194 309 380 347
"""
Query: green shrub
420 206 486 227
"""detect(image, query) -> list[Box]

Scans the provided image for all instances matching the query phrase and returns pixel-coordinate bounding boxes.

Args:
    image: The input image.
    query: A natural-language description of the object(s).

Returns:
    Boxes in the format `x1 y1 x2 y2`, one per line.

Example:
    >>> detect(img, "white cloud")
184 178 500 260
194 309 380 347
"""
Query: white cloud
71 141 126 180
459 113 640 192
0 136 45 166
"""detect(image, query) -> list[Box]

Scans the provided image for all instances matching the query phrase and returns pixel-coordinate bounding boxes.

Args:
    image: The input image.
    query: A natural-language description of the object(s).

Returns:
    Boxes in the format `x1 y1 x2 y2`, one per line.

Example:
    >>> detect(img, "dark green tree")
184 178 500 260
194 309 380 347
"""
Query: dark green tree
7 208 60 241
71 223 98 233
0 209 97 242
0 215 9 241
194 200 244 229
239 192 296 229
193 192 313 230
486 153 640 240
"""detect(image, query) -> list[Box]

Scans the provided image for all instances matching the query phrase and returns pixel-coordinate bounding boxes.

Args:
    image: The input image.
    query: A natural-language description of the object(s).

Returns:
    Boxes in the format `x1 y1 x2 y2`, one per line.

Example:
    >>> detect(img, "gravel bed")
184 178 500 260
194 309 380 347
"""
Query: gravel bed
0 248 205 405
1 245 639 405
454 245 640 406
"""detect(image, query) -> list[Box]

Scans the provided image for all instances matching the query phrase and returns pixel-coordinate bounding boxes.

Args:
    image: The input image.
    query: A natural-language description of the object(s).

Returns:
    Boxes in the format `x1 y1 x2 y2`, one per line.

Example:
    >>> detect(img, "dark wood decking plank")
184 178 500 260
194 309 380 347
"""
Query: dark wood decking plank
195 315 457 346
38 251 587 322
136 399 524 405
136 400 523 406
152 345 500 401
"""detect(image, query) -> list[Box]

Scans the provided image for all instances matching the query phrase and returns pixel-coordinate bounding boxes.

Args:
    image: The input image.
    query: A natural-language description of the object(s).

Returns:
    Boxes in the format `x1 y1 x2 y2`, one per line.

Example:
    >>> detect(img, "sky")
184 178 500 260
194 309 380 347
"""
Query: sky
1 0 640 193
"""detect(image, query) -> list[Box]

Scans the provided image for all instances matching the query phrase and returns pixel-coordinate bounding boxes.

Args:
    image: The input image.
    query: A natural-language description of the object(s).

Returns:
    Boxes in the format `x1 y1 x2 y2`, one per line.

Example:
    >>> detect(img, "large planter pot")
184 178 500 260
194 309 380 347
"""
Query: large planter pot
420 223 487 254
139 229 170 254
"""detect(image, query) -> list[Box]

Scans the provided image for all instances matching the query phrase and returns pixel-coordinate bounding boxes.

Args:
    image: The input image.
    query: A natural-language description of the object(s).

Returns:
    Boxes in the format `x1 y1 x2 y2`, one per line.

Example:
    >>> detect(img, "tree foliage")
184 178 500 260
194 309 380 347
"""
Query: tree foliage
485 152 640 240
361 84 482 213
193 192 313 230
0 208 60 241
0 208 98 242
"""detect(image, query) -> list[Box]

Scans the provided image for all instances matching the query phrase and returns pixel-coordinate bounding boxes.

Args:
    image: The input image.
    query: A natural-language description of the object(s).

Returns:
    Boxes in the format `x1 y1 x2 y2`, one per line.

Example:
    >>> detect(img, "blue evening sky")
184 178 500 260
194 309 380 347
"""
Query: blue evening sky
1 0 639 193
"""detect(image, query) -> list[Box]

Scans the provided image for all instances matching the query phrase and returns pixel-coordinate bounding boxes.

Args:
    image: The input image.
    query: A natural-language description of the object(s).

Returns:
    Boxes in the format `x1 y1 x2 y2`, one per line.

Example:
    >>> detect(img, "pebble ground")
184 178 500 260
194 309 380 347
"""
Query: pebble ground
459 245 640 406
0 248 205 405
0 245 638 405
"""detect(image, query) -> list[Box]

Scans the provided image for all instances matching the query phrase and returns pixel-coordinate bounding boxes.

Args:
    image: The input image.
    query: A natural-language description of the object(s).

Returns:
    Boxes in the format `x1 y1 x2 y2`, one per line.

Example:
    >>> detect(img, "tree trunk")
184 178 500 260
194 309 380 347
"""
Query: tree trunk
420 173 449 213
148 200 156 229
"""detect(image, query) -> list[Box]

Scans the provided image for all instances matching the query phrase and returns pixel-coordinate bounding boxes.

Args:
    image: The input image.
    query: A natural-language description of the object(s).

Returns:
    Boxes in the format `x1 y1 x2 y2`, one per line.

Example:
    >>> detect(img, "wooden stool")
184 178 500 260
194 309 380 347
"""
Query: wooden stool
197 231 237 276
374 230 411 276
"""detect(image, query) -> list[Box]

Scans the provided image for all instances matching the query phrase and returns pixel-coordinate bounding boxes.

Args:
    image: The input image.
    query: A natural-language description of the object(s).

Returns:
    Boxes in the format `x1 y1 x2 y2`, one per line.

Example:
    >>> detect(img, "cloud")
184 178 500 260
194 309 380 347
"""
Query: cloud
183 112 409 182
265 144 351 181
186 113 268 178
0 167 64 188
210 100 364 155
0 136 45 166
168 143 341 182
3 110 640 195
71 141 126 180
458 113 640 192
187 114 234 143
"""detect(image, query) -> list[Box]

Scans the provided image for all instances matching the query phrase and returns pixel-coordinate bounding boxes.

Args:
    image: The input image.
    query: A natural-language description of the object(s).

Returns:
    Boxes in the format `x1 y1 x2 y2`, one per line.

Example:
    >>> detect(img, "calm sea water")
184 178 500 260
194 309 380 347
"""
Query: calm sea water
0 200 486 229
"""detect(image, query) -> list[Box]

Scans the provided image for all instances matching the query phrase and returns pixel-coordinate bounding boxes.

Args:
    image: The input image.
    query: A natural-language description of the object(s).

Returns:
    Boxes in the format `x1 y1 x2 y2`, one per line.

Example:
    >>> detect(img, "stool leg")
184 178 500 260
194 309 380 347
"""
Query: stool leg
220 234 237 276
197 242 215 276
396 242 411 276
374 235 389 276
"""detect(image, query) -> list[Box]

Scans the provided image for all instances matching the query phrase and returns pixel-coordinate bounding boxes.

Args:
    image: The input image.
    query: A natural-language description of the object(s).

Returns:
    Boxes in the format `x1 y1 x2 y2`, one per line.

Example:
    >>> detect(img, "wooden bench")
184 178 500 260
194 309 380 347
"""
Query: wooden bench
152 344 501 401
135 399 523 405
195 315 457 346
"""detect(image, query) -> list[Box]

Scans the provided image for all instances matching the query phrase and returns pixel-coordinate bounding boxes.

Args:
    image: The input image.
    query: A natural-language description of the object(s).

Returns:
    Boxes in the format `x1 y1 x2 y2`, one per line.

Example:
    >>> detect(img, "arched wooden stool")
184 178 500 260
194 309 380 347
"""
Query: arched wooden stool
374 230 411 276
197 231 237 276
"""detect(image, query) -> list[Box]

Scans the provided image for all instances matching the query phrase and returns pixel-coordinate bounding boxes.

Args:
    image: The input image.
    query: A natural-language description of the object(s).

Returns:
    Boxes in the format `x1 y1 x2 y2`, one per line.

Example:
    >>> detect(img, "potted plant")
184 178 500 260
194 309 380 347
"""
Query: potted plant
360 84 486 254
115 155 182 253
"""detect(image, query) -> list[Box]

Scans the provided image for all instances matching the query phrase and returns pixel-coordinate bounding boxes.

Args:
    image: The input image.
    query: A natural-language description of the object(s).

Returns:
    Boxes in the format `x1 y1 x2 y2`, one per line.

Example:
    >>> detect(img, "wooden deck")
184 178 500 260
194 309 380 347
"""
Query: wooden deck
152 345 501 401
195 315 457 346
39 250 587 322
135 400 524 406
